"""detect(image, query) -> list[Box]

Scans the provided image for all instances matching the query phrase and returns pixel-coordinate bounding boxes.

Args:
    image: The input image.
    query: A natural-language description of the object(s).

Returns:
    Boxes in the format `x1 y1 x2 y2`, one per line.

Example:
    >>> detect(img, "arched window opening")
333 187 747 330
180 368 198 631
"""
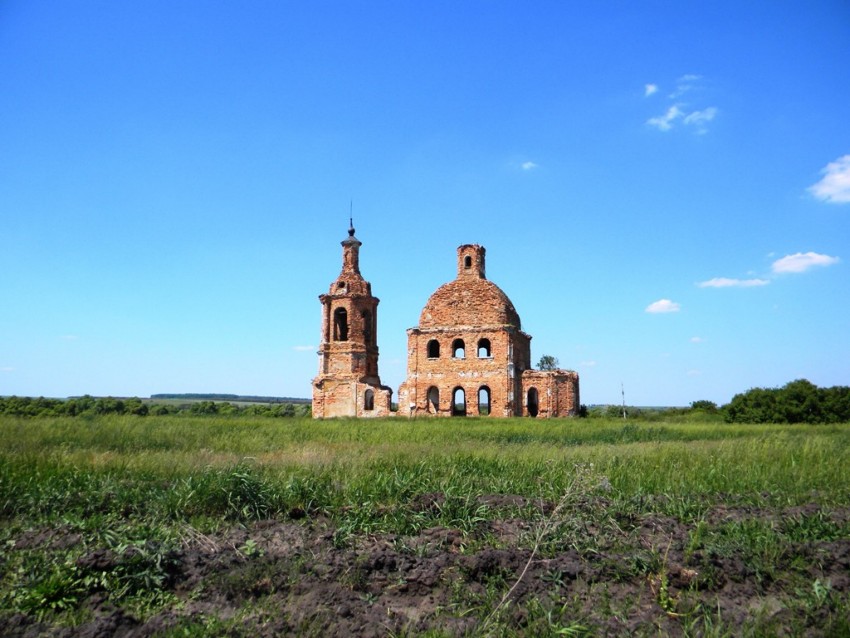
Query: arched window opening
464 255 472 269
527 388 539 418
478 386 491 416
452 338 465 359
452 387 467 416
364 389 374 411
477 338 491 358
361 310 373 345
333 308 348 341
427 339 440 358
427 386 439 413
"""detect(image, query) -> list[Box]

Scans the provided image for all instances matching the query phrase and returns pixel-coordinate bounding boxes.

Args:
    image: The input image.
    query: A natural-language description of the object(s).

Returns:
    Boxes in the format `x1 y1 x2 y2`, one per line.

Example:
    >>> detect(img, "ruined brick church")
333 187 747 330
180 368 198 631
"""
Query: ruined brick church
312 224 579 418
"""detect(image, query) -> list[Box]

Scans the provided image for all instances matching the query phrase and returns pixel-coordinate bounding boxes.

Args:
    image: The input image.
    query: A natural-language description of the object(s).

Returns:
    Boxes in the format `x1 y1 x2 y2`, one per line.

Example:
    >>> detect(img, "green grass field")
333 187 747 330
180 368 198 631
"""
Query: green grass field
3 416 847 510
1 416 849 636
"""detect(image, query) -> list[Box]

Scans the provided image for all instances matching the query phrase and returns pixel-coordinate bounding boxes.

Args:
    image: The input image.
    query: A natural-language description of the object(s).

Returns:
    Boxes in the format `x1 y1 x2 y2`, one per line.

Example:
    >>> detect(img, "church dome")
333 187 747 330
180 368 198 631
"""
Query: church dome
419 277 522 329
418 244 522 329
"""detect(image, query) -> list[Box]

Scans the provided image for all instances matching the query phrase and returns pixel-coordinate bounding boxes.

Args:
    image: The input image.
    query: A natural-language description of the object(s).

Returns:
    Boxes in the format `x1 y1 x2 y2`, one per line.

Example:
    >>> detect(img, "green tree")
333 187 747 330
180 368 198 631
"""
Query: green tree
275 403 296 418
690 400 718 413
124 397 149 416
779 379 820 423
724 379 850 424
190 401 219 415
537 355 559 371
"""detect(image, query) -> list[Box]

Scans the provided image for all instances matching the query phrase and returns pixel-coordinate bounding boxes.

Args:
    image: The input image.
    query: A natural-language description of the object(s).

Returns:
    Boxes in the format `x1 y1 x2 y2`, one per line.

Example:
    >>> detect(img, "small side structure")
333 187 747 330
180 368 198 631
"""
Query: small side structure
312 223 393 418
520 369 580 418
398 244 579 417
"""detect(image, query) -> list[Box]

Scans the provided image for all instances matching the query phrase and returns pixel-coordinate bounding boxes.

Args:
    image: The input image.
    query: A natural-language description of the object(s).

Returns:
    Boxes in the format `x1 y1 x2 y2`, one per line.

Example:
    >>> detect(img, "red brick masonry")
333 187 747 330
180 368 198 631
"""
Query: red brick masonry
314 234 578 418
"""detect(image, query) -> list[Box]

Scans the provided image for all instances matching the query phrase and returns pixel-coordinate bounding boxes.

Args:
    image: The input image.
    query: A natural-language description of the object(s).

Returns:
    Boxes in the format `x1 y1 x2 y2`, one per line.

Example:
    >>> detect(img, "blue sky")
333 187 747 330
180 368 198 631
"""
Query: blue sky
2 1 848 406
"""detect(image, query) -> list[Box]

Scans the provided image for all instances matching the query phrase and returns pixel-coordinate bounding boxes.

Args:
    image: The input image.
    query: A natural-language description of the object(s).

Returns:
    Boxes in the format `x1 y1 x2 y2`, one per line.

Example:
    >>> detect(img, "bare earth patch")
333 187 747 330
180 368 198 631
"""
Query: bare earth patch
4 497 850 636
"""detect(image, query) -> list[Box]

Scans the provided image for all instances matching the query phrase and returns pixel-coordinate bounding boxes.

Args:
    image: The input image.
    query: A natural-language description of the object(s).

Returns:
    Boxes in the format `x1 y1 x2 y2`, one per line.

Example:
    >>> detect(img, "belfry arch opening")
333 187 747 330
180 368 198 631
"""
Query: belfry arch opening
478 386 491 416
427 339 440 358
364 389 374 411
333 308 348 341
452 387 466 416
452 339 465 359
477 338 491 358
527 387 539 418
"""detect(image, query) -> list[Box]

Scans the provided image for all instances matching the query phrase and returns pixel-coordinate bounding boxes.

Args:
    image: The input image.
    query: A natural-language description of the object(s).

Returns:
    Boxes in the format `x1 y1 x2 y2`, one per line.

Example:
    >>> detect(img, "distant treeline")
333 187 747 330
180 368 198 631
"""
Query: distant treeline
724 379 850 424
583 379 850 424
2 379 847 423
151 393 310 404
0 395 311 418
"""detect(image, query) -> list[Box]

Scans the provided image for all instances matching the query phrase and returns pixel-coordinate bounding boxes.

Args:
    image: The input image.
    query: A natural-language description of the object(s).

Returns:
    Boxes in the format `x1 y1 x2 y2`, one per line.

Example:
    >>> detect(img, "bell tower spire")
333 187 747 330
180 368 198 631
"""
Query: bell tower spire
312 218 393 418
341 212 362 276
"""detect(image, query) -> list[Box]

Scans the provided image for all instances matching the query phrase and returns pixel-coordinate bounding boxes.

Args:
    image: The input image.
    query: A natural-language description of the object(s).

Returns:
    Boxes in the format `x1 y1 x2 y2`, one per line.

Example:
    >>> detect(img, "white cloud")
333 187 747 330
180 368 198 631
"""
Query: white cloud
689 337 704 344
647 104 718 133
1 366 14 373
671 74 702 98
771 252 840 274
60 335 79 341
647 105 684 131
683 107 718 133
579 360 597 368
646 74 717 133
698 277 770 288
293 345 316 352
521 161 538 171
645 299 681 313
808 155 850 204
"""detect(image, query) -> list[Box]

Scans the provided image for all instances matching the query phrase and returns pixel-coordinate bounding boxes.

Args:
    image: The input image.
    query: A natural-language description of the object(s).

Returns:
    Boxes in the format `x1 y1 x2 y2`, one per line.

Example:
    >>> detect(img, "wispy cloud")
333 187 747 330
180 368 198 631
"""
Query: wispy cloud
60 335 79 341
521 161 538 171
648 104 719 133
579 360 597 368
771 252 840 274
1 366 14 373
687 369 702 377
671 74 702 98
698 252 838 291
645 74 717 133
683 107 718 133
292 345 316 352
690 337 704 344
647 105 683 131
645 299 681 313
698 277 770 288
683 107 717 124
808 155 850 204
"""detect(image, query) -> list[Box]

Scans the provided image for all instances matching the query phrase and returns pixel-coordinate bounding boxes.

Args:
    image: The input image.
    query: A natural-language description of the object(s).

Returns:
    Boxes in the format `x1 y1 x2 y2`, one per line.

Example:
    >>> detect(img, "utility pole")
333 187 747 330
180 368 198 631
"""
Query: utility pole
621 382 627 419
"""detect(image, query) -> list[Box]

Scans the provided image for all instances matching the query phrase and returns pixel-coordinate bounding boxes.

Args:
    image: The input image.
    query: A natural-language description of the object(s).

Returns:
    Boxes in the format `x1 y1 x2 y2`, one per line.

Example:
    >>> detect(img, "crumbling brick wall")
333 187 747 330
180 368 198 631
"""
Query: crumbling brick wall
398 325 531 417
313 238 579 419
521 369 580 418
312 225 393 418
313 379 393 418
399 244 578 418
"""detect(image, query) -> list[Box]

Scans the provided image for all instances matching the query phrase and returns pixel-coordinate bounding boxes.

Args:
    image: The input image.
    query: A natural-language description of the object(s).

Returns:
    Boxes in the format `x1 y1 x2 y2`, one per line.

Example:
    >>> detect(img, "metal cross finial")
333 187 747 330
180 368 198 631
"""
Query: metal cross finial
348 200 355 236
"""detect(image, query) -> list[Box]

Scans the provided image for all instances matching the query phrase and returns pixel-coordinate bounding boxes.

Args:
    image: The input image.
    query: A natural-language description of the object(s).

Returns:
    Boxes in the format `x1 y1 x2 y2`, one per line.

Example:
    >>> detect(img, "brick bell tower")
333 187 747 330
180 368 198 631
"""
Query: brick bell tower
312 220 393 418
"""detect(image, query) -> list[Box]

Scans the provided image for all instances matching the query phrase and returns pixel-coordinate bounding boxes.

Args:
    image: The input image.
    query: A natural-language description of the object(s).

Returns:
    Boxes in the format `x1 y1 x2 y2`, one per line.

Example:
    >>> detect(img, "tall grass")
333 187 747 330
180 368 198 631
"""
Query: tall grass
2 416 848 529
2 415 849 633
